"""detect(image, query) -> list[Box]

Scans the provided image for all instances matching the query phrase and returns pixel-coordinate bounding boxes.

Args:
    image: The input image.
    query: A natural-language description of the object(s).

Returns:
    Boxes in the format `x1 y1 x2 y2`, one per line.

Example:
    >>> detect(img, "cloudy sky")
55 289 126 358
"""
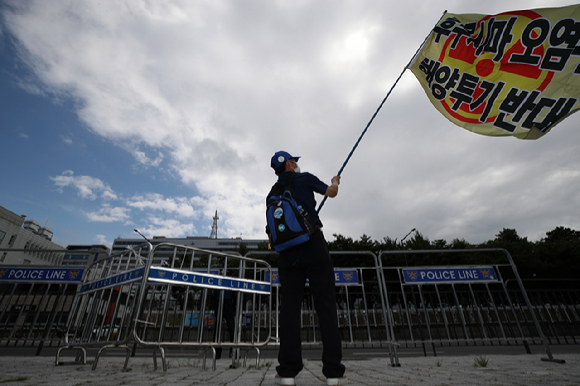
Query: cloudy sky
1 0 579 249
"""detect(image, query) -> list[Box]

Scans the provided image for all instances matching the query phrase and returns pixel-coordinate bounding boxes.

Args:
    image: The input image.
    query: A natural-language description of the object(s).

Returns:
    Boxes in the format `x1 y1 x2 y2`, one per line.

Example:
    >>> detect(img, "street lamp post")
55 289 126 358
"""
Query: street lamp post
400 228 416 266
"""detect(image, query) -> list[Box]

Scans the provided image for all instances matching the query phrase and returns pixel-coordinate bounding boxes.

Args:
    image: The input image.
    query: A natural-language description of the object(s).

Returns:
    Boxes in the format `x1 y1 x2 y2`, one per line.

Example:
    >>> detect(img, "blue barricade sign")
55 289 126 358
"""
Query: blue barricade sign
148 267 271 295
265 269 359 286
403 267 497 284
0 267 85 283
80 267 145 293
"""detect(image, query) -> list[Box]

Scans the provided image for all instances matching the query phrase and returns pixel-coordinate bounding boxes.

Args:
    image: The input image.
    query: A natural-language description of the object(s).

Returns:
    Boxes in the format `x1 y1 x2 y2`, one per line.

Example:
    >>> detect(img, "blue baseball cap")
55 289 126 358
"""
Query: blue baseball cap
271 151 300 170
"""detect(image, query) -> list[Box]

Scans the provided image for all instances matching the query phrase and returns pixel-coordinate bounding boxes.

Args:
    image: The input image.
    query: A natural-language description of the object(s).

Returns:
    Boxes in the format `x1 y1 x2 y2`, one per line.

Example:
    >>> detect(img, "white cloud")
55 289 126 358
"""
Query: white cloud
6 0 580 245
19 133 29 139
50 170 118 200
84 204 131 223
102 190 118 200
127 193 198 218
94 234 110 246
132 149 164 167
137 216 195 239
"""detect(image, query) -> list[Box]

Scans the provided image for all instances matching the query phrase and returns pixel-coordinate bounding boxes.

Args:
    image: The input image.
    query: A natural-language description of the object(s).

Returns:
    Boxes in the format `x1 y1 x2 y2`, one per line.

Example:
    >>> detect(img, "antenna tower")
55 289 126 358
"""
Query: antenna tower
210 210 219 239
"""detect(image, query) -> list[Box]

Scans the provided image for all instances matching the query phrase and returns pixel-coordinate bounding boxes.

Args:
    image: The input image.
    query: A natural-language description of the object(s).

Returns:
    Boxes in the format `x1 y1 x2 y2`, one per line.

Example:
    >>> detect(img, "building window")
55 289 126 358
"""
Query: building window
8 234 17 247
0 252 6 262
0 230 6 246
23 259 31 265
64 254 90 260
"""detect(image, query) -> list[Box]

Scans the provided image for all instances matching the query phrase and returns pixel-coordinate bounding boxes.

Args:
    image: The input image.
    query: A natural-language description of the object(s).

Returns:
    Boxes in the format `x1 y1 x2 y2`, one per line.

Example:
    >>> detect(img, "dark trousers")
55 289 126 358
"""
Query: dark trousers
214 298 236 358
276 230 345 378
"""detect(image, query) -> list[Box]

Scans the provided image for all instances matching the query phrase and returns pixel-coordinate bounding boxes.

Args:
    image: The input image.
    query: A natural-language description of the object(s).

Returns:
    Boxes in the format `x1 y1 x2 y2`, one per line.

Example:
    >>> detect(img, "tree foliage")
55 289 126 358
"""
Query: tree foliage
326 226 580 279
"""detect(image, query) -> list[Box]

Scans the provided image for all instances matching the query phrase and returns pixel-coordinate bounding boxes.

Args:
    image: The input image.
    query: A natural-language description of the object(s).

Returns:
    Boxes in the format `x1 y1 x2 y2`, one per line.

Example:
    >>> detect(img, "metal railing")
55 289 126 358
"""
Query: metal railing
2 247 578 369
377 249 571 363
55 242 273 371
0 257 85 353
57 243 151 369
131 243 273 371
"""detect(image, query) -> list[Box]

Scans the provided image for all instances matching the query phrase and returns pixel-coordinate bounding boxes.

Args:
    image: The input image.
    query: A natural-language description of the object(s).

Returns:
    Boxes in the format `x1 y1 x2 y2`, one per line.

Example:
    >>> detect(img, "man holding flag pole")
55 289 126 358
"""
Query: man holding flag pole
268 151 345 386
300 4 579 373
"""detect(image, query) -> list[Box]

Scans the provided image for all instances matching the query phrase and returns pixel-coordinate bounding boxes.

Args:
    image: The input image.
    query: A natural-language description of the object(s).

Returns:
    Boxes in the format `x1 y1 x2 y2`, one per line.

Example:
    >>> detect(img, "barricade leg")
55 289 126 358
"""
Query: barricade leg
123 346 132 370
242 347 260 368
152 346 166 371
202 347 217 371
55 346 87 366
92 345 131 371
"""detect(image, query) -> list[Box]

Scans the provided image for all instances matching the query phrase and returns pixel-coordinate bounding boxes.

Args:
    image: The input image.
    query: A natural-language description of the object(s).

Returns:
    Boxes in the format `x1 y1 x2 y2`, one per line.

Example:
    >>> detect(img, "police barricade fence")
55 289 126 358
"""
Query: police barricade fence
245 250 401 367
0 254 83 354
377 248 572 363
55 242 272 371
57 243 151 369
132 243 272 371
2 246 578 367
505 278 580 346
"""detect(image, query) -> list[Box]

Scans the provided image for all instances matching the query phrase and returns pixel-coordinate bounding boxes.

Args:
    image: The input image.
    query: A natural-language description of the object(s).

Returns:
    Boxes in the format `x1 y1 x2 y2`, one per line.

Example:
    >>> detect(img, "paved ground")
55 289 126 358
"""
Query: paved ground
0 350 578 385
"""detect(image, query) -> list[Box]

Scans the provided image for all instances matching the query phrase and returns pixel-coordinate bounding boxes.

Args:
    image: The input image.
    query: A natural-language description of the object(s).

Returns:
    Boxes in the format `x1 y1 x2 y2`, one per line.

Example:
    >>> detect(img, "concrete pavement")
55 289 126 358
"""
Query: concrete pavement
0 351 578 385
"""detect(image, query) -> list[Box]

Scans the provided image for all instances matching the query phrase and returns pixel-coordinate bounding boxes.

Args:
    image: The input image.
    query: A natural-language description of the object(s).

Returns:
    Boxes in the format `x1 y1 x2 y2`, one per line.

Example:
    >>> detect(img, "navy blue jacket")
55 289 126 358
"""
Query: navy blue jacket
267 171 328 228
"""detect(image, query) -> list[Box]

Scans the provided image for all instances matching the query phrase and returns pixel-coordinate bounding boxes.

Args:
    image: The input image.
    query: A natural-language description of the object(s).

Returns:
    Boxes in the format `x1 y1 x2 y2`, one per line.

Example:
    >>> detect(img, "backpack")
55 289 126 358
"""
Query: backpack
265 173 315 252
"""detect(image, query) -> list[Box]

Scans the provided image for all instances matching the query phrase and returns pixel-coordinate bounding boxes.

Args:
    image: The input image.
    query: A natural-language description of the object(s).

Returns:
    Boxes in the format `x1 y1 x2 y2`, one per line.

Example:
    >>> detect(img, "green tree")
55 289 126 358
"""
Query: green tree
379 236 398 250
329 234 379 267
536 227 580 279
355 234 378 251
494 228 525 243
431 239 448 249
449 238 471 249
319 227 579 281
482 228 537 278
256 241 270 251
235 241 249 256
328 234 355 251
544 226 580 242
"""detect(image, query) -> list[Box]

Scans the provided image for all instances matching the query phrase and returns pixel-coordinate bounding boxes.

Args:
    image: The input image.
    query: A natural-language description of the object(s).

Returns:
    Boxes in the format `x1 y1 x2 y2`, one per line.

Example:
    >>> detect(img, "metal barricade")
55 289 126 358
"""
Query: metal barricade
132 243 272 371
0 264 83 353
378 248 565 363
56 243 151 369
506 279 580 346
4 245 577 368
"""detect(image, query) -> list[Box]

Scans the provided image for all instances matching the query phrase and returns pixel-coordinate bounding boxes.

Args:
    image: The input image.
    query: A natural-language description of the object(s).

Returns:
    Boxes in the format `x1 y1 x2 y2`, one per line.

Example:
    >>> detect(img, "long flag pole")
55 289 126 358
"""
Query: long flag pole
317 11 447 214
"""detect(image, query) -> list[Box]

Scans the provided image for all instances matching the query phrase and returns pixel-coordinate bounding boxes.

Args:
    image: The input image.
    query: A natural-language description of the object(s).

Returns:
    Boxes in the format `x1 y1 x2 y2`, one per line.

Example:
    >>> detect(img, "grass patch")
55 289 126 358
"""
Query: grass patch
473 355 489 368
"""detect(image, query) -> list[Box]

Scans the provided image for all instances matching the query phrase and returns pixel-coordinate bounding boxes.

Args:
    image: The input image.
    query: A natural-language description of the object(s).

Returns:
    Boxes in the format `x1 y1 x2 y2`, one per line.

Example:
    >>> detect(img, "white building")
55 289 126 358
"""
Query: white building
62 244 111 267
113 235 267 253
0 206 65 265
